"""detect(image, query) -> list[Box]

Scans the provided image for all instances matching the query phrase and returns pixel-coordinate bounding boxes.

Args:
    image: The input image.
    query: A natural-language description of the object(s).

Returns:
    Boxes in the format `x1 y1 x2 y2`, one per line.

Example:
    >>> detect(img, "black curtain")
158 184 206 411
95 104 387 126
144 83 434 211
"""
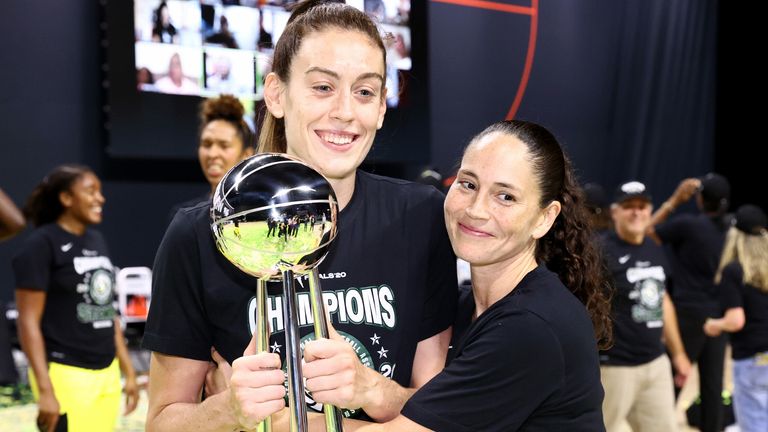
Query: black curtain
604 0 718 201
429 0 719 207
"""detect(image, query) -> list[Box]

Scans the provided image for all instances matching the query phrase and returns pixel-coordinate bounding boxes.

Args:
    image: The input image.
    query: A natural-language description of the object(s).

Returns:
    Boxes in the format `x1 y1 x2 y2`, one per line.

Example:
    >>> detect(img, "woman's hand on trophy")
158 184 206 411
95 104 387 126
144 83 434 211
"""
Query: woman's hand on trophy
302 323 380 410
205 347 233 396
229 335 287 430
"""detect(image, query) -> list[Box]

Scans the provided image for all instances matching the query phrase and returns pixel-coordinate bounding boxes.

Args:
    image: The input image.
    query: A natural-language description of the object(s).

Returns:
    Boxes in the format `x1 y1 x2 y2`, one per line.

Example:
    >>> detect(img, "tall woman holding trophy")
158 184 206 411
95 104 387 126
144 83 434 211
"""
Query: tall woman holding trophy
143 1 457 430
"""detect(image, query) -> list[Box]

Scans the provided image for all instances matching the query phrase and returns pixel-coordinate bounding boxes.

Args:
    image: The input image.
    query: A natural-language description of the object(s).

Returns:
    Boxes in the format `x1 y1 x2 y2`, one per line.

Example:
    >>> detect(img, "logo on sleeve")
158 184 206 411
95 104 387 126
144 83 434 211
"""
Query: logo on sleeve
618 254 631 264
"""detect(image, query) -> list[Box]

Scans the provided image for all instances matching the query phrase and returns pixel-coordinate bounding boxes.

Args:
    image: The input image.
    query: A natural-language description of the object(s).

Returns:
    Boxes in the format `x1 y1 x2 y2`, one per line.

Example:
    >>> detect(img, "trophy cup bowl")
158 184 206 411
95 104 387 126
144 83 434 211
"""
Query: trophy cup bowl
210 153 338 279
209 153 342 432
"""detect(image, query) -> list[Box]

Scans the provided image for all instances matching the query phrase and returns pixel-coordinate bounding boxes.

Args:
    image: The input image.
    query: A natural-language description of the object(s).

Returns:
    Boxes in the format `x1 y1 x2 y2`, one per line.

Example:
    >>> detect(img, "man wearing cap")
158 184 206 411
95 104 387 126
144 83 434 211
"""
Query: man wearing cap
649 173 732 432
703 204 768 432
599 181 692 432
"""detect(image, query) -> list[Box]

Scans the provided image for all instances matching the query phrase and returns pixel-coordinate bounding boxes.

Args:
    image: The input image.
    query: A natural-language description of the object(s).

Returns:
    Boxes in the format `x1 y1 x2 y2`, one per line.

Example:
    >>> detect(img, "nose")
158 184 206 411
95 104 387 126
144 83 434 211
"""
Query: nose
464 194 490 220
204 143 222 159
330 90 354 122
96 191 106 205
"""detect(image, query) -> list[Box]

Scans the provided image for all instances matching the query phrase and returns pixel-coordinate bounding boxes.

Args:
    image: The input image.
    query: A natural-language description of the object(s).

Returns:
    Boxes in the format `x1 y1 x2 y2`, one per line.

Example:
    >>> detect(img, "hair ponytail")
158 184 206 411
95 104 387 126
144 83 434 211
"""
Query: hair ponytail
537 160 613 348
24 165 92 227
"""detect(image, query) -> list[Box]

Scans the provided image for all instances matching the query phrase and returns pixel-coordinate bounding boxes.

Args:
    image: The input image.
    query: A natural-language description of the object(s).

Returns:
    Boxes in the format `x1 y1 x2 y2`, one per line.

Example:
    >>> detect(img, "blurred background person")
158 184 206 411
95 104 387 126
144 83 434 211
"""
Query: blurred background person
649 173 732 432
0 187 25 387
12 165 138 432
599 180 691 432
205 15 238 49
169 94 255 218
704 204 768 432
0 187 25 241
136 67 155 90
154 53 200 95
151 1 177 44
583 182 612 233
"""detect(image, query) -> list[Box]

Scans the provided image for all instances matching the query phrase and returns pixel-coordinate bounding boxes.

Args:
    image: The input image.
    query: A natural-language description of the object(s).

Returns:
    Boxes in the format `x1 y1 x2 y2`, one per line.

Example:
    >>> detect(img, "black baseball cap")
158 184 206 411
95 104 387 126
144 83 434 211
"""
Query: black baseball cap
614 181 652 204
734 204 767 235
583 182 607 210
699 173 730 203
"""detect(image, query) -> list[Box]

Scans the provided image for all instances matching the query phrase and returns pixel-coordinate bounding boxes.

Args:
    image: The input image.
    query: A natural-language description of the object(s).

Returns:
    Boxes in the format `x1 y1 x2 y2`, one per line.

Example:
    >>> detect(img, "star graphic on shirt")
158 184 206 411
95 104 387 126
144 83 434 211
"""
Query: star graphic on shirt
370 333 381 345
377 347 388 359
270 341 282 353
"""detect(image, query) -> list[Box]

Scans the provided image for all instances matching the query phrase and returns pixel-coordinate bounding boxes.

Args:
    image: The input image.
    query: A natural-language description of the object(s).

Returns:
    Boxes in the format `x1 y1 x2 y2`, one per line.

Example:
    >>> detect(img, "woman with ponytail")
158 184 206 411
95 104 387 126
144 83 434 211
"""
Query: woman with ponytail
704 204 768 432
275 120 610 431
12 165 138 432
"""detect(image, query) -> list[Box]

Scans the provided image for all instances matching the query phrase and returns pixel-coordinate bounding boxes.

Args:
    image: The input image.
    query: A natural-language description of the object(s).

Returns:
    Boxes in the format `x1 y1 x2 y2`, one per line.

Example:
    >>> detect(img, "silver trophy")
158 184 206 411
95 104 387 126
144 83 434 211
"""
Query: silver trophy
210 153 343 432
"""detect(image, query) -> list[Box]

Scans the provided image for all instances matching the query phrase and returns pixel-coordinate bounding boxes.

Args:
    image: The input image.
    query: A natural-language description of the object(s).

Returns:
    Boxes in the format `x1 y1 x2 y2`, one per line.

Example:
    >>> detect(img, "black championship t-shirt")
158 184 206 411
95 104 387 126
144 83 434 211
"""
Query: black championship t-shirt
599 232 671 366
12 224 117 369
718 262 768 360
143 170 458 419
655 213 728 314
401 266 605 432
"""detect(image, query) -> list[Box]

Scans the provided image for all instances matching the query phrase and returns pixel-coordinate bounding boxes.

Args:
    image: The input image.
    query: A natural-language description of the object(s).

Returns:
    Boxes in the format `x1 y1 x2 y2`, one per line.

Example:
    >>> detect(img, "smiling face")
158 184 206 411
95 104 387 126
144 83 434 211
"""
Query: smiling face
611 197 652 244
59 172 105 226
198 119 253 191
444 132 560 268
264 28 387 183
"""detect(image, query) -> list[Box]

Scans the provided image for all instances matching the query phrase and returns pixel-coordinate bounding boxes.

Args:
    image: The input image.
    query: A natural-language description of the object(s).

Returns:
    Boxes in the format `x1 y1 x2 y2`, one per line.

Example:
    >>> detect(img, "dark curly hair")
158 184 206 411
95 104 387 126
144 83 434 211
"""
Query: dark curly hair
468 120 613 349
257 0 386 153
23 164 94 227
200 94 254 150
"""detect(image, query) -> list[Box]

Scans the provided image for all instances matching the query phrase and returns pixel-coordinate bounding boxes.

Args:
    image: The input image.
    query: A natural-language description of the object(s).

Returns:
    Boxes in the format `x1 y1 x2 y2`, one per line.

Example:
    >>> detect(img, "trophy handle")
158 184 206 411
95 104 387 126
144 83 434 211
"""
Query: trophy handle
282 269 309 432
309 270 344 432
256 279 272 432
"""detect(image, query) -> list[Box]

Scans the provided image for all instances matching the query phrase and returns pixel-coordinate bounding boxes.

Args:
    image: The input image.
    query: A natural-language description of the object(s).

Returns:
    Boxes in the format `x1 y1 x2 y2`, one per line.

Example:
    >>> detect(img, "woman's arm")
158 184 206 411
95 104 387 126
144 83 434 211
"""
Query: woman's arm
0 187 25 240
113 318 139 415
16 288 60 431
146 346 285 432
661 293 691 387
703 307 746 336
302 325 451 422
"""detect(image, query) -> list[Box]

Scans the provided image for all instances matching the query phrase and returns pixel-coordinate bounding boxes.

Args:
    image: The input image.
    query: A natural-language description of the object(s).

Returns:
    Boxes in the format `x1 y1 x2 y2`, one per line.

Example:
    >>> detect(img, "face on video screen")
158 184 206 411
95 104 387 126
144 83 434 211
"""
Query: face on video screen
132 0 411 107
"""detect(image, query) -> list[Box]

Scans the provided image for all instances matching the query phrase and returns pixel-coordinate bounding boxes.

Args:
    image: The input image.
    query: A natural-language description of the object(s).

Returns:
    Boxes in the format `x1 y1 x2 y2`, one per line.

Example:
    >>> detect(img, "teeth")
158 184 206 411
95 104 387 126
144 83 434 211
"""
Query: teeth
321 133 354 145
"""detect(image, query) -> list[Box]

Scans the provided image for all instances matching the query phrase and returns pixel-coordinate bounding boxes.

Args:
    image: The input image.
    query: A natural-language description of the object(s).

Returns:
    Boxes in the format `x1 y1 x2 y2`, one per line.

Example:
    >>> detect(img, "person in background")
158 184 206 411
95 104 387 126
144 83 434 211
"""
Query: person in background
151 1 177 44
704 204 768 432
12 165 138 432
0 187 25 386
154 53 200 95
0 187 25 240
583 182 612 233
599 180 691 432
168 93 255 218
648 173 732 432
143 2 458 430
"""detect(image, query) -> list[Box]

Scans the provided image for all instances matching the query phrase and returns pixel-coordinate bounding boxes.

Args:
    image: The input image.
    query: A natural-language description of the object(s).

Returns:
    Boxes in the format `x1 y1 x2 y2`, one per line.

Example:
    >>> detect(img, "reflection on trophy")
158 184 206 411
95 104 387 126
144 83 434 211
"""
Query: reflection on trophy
210 153 343 432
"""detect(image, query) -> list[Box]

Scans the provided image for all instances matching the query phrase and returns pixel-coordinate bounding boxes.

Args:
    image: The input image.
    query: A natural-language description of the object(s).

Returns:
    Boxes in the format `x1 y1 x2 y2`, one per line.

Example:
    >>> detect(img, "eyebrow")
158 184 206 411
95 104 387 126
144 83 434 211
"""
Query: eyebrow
305 67 384 84
459 169 520 191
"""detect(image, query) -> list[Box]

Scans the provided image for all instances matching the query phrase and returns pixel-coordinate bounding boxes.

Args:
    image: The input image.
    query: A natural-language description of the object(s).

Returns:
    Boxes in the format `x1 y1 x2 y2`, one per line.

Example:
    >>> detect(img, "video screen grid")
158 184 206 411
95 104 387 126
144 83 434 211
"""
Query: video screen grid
134 0 411 107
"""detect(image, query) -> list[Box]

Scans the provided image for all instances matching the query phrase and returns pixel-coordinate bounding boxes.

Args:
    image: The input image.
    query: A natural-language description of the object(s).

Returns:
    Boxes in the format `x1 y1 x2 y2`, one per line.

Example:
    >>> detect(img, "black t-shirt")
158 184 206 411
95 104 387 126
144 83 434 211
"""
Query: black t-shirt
143 170 458 419
167 191 210 226
599 232 671 366
401 266 605 432
655 213 727 314
12 224 117 369
717 262 768 359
